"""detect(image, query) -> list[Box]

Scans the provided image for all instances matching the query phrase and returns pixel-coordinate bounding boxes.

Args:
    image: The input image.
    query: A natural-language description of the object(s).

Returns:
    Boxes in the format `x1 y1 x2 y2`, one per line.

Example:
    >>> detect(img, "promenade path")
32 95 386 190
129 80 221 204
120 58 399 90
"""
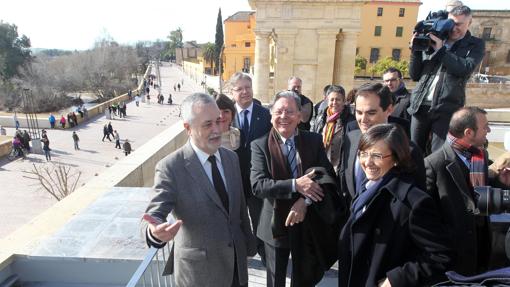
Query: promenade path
0 62 197 239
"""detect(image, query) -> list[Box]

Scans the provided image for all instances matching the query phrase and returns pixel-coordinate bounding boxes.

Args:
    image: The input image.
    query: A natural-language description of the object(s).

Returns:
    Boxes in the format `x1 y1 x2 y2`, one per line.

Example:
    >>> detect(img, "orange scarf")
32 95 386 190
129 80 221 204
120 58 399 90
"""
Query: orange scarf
323 107 340 148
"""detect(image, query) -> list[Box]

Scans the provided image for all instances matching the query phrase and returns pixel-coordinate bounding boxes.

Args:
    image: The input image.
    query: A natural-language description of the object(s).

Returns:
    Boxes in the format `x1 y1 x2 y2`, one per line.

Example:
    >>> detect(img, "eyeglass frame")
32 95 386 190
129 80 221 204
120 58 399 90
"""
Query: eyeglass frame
357 151 393 161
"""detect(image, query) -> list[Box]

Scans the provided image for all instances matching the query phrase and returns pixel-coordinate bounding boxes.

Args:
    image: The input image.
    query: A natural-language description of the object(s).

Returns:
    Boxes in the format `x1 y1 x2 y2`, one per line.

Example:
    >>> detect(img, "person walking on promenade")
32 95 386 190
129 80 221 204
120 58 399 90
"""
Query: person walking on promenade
21 130 31 152
41 132 51 161
107 122 114 137
135 93 141 107
48 114 56 129
177 83 181 92
122 139 131 156
114 130 121 149
167 93 173 105
72 131 80 150
102 124 112 142
60 115 66 129
146 94 151 105
13 113 20 130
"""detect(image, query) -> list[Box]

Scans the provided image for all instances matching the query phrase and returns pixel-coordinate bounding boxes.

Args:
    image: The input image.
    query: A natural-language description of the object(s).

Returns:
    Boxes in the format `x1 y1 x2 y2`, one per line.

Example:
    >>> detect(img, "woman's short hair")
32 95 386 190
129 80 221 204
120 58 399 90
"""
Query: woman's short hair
214 93 236 117
358 123 415 173
326 85 346 99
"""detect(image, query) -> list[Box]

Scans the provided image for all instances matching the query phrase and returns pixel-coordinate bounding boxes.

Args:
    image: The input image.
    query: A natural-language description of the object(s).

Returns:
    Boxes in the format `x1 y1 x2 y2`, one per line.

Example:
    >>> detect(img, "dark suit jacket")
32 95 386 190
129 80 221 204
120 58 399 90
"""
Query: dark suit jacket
250 130 343 285
233 103 272 198
339 176 453 287
345 116 411 138
425 143 492 276
339 128 426 205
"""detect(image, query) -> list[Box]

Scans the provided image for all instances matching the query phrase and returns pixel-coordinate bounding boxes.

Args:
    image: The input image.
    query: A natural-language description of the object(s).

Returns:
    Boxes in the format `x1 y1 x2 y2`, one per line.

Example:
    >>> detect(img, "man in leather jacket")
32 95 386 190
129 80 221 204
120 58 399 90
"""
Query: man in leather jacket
408 5 485 155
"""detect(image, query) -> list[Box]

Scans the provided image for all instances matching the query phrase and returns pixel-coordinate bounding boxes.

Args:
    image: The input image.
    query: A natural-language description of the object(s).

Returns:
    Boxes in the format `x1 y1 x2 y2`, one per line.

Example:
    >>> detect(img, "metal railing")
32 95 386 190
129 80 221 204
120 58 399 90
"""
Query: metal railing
126 244 174 287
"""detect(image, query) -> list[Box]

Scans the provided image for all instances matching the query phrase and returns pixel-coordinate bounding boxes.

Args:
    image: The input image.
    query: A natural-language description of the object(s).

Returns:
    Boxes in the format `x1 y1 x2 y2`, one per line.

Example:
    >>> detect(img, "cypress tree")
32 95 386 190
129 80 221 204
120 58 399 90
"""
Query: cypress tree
214 8 224 75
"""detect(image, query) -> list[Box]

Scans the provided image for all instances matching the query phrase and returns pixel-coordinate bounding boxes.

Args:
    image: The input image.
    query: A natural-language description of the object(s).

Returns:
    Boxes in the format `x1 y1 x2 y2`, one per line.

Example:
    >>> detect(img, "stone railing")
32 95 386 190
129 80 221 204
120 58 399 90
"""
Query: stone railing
0 121 187 265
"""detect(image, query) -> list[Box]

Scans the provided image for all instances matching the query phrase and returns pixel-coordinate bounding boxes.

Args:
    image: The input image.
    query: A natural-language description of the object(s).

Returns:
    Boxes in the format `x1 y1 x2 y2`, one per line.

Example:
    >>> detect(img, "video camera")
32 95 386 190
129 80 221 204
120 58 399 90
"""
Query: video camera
412 10 455 52
474 186 510 216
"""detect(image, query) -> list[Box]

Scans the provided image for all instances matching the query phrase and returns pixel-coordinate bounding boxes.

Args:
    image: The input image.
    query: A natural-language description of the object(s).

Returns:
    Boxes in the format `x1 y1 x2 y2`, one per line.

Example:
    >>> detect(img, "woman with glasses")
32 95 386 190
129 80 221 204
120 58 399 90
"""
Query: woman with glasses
338 123 452 287
310 85 355 173
214 93 241 150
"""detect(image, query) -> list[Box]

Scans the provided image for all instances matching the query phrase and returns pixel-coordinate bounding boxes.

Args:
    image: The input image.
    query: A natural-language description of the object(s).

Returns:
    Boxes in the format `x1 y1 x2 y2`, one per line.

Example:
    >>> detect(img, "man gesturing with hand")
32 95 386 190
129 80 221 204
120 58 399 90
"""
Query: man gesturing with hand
141 93 256 287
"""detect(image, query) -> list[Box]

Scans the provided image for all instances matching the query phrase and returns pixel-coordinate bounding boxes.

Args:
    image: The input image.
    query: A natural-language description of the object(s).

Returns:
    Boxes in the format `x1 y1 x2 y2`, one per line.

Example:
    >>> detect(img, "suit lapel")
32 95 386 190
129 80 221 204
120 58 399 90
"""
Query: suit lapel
183 142 229 217
346 130 361 197
444 145 476 212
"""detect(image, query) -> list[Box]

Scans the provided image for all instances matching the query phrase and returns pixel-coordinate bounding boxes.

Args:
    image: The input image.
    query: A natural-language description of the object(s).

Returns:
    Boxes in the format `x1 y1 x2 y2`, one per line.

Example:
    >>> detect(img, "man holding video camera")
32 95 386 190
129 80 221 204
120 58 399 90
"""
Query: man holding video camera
408 5 485 155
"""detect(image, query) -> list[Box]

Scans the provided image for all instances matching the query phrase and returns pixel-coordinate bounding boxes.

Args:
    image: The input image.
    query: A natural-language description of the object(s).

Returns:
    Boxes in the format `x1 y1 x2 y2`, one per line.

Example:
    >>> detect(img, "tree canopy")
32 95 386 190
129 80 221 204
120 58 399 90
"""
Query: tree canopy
214 9 224 75
167 27 183 59
0 21 32 81
369 57 409 77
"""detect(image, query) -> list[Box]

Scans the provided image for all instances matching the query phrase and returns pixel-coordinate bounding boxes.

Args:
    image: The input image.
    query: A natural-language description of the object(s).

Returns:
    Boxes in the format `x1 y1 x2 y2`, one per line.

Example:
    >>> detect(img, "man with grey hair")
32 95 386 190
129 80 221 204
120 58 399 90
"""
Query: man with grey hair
288 76 313 131
408 5 485 155
141 93 256 287
229 72 272 265
251 90 342 286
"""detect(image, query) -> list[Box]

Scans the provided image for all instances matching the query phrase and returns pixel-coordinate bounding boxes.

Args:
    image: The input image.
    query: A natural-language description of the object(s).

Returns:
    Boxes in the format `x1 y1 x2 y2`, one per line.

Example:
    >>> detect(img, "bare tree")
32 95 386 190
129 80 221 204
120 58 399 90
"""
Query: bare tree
23 162 82 201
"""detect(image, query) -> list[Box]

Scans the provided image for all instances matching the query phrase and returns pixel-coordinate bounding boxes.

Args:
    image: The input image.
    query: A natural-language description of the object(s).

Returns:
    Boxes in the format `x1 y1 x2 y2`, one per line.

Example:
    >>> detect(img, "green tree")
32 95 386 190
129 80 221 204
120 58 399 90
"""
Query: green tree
214 8 224 75
0 21 32 81
167 27 184 63
355 55 367 74
368 57 409 77
202 42 215 74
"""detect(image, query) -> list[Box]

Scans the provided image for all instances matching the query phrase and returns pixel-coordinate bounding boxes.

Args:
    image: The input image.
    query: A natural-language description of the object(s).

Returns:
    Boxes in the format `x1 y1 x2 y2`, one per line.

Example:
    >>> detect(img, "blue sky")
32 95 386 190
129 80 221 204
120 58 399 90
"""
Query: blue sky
0 0 507 50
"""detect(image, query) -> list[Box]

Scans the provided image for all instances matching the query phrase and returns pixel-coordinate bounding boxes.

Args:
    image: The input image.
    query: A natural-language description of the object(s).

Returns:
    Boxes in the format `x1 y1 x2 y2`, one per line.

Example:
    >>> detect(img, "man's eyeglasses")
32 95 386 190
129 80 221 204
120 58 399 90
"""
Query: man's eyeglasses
383 78 399 83
232 86 252 92
358 151 392 162
272 109 297 117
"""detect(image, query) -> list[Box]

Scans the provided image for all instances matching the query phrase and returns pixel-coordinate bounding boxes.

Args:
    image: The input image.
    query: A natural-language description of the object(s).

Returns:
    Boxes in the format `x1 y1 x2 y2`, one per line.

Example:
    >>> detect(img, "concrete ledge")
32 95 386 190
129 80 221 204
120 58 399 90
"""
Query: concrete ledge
0 121 186 264
0 139 11 158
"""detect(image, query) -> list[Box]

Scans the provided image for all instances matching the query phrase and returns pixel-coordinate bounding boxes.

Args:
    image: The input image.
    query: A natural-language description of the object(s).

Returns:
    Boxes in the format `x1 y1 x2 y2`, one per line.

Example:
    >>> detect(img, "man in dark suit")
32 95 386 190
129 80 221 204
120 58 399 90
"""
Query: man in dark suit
141 93 256 287
230 72 272 263
340 83 426 204
382 67 411 121
425 107 500 276
251 91 341 287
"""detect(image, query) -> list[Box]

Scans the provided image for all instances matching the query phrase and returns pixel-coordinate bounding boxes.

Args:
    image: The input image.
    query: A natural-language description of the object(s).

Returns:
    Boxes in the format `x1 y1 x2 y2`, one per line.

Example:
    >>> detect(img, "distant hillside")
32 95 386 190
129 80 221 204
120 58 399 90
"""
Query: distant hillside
31 48 74 57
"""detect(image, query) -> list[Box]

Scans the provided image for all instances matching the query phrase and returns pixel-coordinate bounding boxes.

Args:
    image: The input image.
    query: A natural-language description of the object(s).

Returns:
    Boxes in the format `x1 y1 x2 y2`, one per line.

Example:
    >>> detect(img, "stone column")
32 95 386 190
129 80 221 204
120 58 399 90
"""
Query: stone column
334 31 358 93
253 30 271 103
274 29 298 93
315 30 339 102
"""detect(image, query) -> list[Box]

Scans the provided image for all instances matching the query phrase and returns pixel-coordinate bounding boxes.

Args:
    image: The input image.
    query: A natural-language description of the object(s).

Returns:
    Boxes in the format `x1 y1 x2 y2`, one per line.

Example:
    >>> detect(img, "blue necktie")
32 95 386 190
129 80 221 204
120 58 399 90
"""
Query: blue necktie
242 110 250 145
286 139 298 178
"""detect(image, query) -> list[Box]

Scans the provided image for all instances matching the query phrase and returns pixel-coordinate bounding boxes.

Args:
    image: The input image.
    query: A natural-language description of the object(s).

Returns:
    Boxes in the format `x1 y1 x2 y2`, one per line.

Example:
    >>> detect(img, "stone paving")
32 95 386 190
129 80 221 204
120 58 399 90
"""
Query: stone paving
0 62 197 239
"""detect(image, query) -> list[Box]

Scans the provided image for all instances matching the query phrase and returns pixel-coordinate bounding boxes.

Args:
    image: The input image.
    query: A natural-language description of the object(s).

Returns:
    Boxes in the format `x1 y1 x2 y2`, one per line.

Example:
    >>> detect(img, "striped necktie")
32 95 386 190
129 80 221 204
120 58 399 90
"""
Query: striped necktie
285 138 298 178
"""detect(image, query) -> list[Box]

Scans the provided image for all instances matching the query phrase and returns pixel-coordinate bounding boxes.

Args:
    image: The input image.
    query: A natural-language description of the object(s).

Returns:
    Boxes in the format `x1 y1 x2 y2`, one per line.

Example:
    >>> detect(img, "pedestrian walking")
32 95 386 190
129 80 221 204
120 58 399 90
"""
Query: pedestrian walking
102 124 112 142
107 122 114 137
59 115 66 129
168 93 173 105
146 94 151 104
72 131 80 150
13 113 20 130
135 94 140 107
123 139 132 156
177 83 181 92
114 130 121 149
173 84 176 92
21 130 31 152
48 114 56 128
41 133 51 161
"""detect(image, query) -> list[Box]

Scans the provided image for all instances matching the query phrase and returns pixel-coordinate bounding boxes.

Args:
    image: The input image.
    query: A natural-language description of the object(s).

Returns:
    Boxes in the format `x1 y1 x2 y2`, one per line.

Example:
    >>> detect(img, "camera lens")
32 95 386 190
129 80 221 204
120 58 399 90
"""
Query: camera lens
474 186 510 215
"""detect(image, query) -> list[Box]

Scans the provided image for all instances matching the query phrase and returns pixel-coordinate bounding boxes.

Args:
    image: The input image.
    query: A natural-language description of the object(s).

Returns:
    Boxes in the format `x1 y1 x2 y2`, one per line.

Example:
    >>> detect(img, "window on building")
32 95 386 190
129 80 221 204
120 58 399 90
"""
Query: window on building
245 42 251 48
231 44 237 48
356 48 359 55
507 50 510 63
377 7 383 16
243 57 251 73
399 8 405 17
370 48 380 63
482 27 492 40
392 49 401 61
396 27 403 37
374 26 382 36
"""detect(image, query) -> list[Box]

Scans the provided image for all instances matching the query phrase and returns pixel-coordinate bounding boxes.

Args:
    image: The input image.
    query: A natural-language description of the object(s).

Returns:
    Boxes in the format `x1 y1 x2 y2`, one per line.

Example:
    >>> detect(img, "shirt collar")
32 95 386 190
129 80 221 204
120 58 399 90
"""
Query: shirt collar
235 101 254 115
189 140 221 166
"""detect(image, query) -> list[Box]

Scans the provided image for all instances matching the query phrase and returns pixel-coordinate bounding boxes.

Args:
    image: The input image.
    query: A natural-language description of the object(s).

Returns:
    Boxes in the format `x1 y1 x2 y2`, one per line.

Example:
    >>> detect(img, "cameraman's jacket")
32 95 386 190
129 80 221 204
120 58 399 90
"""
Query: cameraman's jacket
408 31 485 115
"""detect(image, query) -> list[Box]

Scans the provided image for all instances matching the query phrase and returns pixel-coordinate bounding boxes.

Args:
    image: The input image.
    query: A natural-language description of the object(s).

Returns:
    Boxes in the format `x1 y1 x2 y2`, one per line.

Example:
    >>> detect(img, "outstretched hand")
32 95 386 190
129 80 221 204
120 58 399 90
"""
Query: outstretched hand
143 213 182 242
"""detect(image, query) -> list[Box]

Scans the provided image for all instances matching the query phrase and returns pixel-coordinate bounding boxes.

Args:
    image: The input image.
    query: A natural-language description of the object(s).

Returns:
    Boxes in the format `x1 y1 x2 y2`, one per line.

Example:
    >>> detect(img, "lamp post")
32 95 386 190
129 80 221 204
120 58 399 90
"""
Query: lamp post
21 88 43 154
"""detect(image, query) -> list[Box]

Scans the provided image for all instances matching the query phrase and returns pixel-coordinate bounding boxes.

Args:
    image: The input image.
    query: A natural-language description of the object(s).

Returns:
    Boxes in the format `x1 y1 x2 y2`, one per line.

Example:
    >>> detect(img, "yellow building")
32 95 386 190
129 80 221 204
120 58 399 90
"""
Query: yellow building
357 0 421 75
224 1 420 81
223 11 256 81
